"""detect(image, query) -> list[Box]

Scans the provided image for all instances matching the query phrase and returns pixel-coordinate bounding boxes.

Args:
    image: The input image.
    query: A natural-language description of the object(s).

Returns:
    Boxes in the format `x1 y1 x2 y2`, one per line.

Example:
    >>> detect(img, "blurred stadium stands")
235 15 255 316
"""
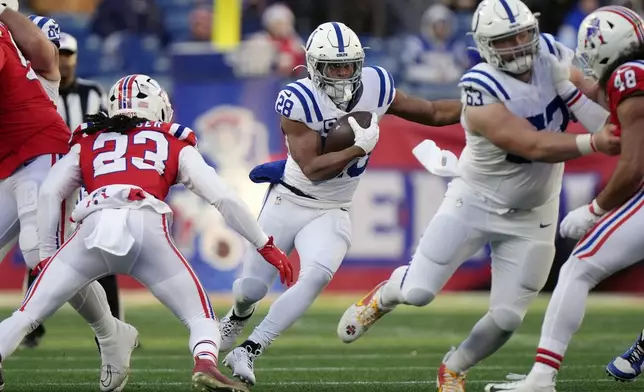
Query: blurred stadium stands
25 0 636 96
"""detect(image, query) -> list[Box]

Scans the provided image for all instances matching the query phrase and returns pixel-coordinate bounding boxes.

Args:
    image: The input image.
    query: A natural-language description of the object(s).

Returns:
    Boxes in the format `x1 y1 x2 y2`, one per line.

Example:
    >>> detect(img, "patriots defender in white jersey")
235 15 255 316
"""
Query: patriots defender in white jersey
336 1 620 391
220 21 464 386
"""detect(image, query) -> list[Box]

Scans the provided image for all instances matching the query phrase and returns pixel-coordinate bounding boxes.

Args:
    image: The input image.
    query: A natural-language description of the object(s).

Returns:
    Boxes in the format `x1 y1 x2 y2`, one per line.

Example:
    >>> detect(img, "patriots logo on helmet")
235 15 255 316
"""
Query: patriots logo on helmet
585 17 606 48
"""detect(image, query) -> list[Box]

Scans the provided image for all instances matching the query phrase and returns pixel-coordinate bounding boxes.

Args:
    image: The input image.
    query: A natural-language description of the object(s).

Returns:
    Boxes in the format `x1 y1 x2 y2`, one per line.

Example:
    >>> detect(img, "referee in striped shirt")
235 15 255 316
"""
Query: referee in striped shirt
23 32 124 348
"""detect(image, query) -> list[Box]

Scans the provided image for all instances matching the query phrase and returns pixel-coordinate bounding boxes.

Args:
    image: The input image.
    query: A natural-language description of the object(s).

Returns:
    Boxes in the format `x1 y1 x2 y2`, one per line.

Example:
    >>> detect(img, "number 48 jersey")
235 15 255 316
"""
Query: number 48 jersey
72 121 197 200
606 61 644 135
274 66 395 208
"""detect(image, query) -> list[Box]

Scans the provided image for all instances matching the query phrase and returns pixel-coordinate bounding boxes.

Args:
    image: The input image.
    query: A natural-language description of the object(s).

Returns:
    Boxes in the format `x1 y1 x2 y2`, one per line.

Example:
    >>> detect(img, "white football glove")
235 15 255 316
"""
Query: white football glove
349 112 380 154
559 200 606 239
546 51 575 90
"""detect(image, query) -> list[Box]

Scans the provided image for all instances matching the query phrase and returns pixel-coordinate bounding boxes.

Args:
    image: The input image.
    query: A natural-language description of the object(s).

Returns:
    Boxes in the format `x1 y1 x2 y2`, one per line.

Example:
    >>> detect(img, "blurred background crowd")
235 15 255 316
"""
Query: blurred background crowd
23 0 644 99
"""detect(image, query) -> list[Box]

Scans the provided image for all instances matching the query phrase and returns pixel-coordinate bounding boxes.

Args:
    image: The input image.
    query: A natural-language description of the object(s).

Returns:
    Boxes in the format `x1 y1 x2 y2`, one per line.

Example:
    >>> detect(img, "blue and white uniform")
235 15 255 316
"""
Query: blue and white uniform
275 66 395 209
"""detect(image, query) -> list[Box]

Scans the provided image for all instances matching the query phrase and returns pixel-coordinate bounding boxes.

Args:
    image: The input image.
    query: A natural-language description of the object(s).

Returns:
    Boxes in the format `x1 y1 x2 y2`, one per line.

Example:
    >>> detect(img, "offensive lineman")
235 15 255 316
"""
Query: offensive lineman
0 4 137 391
0 74 294 392
484 6 644 391
219 21 466 386
336 1 620 391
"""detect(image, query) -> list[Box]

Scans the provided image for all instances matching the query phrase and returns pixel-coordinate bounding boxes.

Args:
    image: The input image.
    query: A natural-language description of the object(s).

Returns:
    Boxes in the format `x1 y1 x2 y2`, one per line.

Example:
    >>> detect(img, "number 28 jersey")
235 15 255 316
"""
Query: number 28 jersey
274 66 395 208
606 60 644 135
72 121 197 200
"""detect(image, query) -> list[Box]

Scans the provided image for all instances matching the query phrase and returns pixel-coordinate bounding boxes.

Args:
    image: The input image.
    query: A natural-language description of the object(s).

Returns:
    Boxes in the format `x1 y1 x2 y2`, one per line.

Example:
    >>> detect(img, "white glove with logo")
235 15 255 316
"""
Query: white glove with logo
349 112 380 154
559 200 606 239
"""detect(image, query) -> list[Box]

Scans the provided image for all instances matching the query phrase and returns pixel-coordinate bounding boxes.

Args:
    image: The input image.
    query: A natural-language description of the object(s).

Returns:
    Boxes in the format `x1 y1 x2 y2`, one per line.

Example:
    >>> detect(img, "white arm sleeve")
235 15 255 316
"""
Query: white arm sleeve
559 80 609 133
177 146 269 249
38 144 83 260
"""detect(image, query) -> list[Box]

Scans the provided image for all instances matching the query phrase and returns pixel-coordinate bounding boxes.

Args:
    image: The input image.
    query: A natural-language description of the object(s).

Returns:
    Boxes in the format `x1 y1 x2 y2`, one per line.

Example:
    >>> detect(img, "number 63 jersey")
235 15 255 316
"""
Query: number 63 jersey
457 34 571 210
274 66 395 208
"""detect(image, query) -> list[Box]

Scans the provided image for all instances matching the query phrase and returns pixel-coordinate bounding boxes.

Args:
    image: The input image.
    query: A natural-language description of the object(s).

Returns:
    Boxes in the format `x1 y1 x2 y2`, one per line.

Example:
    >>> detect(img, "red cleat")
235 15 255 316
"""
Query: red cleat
192 358 249 392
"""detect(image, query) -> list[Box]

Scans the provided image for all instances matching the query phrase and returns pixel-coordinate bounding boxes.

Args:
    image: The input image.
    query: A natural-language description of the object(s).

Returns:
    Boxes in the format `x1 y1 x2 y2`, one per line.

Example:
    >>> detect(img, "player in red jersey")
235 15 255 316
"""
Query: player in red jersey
0 74 294 392
484 6 644 392
0 6 137 389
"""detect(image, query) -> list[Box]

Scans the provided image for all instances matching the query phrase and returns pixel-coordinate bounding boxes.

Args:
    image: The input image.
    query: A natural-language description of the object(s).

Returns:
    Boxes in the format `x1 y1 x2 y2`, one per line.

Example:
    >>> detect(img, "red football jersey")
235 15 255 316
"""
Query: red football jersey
74 121 198 200
0 23 70 178
606 61 644 137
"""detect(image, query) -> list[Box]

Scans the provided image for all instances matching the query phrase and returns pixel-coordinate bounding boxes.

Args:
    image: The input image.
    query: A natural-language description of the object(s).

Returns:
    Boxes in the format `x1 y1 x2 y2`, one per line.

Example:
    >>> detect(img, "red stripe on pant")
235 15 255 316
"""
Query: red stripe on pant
20 230 80 312
161 216 214 319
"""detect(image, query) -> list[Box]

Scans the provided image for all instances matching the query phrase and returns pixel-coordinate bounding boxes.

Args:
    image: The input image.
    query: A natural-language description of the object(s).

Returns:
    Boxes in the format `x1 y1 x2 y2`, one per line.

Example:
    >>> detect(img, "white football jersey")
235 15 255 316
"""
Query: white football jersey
457 33 572 210
275 66 395 208
37 74 60 103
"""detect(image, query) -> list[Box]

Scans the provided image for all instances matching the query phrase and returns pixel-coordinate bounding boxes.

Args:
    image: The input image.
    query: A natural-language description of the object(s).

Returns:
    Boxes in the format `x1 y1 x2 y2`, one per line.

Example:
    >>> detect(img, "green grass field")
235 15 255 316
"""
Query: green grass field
1 293 644 391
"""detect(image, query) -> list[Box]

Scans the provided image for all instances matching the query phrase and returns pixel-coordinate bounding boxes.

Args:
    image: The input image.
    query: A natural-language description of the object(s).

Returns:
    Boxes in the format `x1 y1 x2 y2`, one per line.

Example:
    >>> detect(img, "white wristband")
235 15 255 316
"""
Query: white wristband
590 199 607 216
575 134 596 155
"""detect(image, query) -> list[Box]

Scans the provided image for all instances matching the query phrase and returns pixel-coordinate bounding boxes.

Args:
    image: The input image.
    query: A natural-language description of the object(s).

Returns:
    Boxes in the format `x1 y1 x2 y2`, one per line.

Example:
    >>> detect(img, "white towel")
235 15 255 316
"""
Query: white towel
412 139 459 177
84 209 135 256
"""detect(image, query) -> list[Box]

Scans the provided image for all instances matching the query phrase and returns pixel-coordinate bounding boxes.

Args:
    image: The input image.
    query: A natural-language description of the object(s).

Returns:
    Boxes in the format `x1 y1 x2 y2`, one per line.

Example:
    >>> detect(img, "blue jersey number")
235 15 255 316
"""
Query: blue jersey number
276 94 294 117
506 96 569 164
337 154 371 178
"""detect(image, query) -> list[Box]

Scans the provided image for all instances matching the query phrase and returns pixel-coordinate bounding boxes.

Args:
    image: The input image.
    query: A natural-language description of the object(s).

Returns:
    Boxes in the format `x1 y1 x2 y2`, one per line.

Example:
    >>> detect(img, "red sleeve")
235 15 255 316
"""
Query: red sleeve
0 45 7 71
69 122 91 146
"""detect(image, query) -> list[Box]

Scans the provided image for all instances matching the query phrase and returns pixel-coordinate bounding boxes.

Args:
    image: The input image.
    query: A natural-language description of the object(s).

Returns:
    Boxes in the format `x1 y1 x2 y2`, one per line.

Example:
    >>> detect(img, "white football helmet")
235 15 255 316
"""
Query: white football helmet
0 0 18 11
471 0 540 75
108 74 173 123
304 22 364 103
576 6 644 80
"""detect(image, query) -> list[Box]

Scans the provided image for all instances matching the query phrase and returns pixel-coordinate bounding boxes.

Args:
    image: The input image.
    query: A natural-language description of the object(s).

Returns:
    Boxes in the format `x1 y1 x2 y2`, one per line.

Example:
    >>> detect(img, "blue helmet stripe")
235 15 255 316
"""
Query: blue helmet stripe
331 22 345 53
499 0 516 23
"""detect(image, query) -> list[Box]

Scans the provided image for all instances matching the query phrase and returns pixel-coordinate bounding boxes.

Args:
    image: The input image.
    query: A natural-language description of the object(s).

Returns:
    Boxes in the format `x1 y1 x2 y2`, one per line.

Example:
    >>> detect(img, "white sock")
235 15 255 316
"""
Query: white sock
91 313 117 341
379 266 408 308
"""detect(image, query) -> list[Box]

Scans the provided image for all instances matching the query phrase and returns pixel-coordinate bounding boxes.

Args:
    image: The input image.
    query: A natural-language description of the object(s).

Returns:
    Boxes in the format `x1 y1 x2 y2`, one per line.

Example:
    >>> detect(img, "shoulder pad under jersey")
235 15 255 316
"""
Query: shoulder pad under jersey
362 66 396 109
459 63 511 106
163 122 198 147
275 79 324 125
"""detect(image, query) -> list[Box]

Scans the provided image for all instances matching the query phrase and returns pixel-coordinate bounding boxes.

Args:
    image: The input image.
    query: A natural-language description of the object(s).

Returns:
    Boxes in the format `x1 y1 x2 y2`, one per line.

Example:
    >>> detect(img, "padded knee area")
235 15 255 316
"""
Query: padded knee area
299 264 332 289
404 288 435 307
19 225 40 268
490 307 524 332
233 277 269 305
520 241 556 292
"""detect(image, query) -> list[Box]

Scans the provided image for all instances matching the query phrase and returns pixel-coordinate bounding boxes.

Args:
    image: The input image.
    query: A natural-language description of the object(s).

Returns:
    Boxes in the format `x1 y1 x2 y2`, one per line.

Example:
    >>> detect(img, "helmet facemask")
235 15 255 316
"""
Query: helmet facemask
477 23 540 75
308 55 364 104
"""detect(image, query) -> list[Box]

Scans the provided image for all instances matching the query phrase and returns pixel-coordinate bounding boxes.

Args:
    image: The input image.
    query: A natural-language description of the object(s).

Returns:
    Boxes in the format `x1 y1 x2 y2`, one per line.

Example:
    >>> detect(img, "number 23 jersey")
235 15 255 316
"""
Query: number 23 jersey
274 66 395 208
73 121 197 200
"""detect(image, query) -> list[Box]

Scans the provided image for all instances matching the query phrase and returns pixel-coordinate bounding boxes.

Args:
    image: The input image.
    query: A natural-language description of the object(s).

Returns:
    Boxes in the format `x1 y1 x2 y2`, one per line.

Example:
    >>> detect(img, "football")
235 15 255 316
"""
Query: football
323 111 372 154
